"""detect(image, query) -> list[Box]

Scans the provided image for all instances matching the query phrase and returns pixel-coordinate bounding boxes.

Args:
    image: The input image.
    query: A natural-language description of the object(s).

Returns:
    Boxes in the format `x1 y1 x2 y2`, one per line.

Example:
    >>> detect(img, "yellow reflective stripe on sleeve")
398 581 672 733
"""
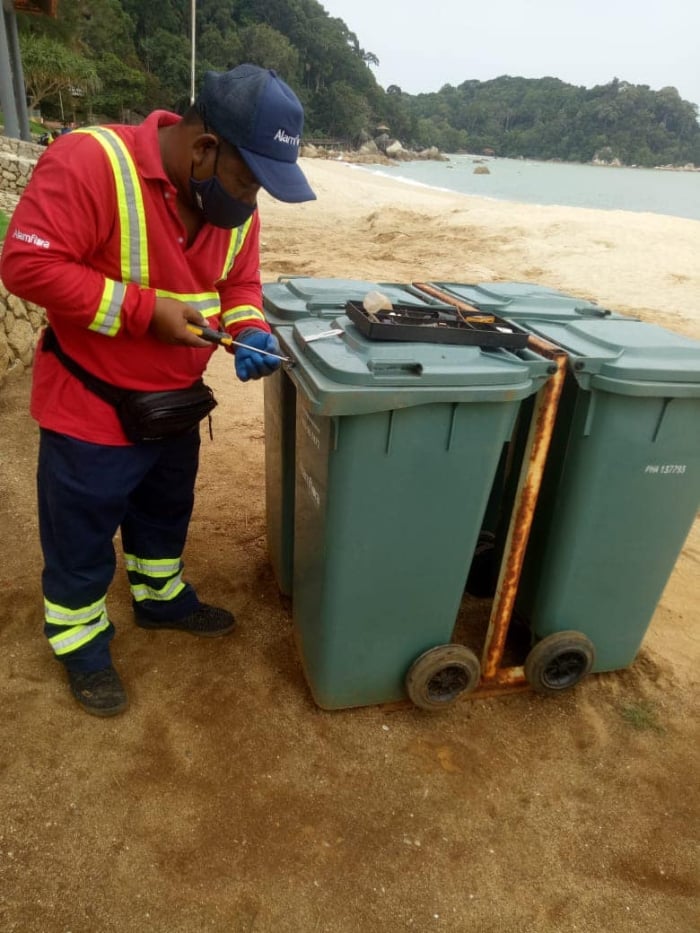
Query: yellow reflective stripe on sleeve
75 127 149 285
218 217 253 282
48 615 111 656
221 305 266 328
130 574 186 604
124 553 182 578
90 278 126 336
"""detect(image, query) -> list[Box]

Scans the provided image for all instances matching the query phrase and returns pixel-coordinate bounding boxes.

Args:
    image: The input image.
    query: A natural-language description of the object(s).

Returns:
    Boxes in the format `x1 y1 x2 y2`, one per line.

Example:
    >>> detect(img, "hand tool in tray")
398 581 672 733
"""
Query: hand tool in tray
344 301 529 349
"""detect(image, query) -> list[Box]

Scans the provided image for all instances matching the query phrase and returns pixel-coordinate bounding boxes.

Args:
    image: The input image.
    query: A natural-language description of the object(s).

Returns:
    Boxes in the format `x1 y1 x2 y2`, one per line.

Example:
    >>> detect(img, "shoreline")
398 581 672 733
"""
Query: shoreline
343 156 700 222
342 159 700 223
304 147 700 173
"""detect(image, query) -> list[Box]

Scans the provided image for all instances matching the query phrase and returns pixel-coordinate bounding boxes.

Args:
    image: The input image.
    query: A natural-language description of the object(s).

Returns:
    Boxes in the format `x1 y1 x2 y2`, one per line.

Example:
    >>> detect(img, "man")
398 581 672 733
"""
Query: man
0 64 315 717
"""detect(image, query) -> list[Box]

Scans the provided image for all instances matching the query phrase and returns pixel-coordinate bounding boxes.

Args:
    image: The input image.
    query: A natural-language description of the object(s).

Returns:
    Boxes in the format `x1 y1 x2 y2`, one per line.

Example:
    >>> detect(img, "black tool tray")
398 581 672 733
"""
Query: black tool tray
345 301 529 349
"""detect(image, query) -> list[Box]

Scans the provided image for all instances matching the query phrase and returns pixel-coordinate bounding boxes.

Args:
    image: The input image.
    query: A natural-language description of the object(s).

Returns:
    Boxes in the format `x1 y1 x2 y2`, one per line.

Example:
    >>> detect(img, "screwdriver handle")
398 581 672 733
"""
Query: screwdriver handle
187 323 234 346
186 324 293 364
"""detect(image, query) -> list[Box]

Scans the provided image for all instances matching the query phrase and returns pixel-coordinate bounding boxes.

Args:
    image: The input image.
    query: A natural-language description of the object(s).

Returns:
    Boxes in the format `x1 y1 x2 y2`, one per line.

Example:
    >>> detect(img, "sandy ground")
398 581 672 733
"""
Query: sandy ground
0 158 698 933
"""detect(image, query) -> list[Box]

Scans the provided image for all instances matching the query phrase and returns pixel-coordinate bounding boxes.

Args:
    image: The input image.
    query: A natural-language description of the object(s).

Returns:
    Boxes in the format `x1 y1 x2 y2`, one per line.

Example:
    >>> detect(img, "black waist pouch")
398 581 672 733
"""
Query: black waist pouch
43 327 217 443
116 383 216 442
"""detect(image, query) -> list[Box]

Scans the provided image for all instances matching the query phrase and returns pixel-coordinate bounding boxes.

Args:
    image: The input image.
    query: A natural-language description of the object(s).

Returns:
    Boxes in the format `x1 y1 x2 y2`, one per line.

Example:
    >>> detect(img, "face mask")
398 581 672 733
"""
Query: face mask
190 159 256 229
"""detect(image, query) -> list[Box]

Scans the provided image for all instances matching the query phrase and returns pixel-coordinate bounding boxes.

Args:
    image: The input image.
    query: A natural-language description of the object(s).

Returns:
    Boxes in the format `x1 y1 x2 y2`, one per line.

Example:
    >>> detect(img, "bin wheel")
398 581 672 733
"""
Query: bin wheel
524 631 595 695
405 645 481 711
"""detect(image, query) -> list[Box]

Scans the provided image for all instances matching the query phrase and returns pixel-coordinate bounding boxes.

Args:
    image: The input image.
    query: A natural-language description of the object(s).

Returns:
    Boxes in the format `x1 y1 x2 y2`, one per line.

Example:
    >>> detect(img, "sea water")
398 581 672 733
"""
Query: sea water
364 155 700 222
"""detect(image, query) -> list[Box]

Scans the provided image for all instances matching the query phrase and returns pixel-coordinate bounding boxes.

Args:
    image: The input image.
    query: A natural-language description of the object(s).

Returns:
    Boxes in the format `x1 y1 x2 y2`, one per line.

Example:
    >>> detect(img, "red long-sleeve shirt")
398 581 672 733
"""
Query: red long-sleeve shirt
0 110 267 445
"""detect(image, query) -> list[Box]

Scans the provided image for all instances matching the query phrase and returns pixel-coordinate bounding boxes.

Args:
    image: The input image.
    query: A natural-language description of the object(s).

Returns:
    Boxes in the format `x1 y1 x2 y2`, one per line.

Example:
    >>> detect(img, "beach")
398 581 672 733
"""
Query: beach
0 158 698 932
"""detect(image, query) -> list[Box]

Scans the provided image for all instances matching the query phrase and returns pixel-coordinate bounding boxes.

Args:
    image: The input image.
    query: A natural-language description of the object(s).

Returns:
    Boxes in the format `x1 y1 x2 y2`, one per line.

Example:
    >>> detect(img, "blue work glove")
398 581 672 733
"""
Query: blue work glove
234 328 282 382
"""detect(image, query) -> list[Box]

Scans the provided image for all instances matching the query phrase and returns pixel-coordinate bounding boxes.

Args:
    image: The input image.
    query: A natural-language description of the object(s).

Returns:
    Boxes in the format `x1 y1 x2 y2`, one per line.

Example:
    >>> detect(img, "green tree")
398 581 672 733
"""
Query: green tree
377 85 415 143
19 33 101 111
237 23 299 78
74 0 139 62
90 52 147 120
138 29 191 109
197 25 243 74
310 81 371 140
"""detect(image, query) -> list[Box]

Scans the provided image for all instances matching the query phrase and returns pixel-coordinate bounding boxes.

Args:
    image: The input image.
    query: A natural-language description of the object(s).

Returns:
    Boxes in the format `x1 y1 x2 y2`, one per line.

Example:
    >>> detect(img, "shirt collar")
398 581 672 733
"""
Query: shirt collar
133 110 181 185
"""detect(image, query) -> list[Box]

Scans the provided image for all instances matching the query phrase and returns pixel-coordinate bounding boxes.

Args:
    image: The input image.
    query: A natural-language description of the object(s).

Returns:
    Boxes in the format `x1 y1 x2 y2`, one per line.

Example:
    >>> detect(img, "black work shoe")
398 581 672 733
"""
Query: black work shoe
134 603 236 637
67 666 128 717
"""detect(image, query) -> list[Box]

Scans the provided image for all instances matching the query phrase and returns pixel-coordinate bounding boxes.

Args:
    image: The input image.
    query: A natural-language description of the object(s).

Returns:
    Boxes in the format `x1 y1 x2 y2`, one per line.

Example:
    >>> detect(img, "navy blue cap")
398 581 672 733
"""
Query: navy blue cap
196 64 316 203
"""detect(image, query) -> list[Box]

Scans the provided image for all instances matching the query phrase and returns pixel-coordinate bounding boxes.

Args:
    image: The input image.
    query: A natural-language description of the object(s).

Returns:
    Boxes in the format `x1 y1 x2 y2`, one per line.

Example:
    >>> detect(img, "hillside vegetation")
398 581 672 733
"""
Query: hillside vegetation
17 0 700 167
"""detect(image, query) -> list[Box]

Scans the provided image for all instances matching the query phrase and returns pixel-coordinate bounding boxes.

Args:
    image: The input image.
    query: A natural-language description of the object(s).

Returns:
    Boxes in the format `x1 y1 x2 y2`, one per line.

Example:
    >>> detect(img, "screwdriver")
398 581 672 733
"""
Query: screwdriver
186 324 293 364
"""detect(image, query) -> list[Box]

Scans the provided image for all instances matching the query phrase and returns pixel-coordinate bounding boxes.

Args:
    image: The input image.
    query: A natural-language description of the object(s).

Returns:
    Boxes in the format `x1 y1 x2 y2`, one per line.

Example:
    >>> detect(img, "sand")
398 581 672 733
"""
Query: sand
0 157 698 933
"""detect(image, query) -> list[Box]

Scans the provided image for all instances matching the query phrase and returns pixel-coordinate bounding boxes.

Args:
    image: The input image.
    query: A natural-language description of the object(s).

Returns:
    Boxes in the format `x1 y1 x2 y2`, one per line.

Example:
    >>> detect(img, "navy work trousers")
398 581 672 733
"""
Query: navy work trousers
37 427 202 673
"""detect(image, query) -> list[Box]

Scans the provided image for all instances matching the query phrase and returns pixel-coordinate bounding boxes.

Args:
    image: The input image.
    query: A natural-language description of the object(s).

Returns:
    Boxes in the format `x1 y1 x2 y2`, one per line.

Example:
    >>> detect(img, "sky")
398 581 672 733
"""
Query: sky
320 0 700 109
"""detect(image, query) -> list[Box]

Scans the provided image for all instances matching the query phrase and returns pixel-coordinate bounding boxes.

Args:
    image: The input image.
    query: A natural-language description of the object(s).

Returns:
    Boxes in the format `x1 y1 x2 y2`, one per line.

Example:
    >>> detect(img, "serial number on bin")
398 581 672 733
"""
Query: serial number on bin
645 464 687 475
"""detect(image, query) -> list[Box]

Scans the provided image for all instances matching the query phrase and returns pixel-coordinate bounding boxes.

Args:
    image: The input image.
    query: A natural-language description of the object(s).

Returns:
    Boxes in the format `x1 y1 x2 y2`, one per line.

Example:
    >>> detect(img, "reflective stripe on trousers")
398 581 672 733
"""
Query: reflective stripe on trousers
38 428 201 673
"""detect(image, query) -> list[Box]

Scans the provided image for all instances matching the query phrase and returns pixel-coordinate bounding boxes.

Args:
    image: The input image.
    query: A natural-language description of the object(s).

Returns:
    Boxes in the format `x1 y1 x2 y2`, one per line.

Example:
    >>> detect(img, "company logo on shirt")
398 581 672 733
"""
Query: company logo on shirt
274 129 300 148
12 228 50 249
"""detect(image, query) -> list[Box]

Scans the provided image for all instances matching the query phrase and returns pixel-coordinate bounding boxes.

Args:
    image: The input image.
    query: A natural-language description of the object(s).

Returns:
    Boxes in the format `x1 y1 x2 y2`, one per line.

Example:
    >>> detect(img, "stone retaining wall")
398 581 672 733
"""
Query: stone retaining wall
0 136 45 386
0 282 45 382
0 134 41 208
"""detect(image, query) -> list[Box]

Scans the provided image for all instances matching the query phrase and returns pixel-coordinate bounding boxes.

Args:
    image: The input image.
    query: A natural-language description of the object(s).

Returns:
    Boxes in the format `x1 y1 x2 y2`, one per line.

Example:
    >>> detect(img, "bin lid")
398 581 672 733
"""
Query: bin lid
521 319 700 397
420 281 625 321
277 317 552 416
263 277 451 321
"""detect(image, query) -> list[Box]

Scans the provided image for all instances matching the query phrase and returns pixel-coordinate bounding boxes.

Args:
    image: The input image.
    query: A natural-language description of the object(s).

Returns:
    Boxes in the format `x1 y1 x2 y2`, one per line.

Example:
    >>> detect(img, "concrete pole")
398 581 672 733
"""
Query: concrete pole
0 7 21 139
6 6 31 140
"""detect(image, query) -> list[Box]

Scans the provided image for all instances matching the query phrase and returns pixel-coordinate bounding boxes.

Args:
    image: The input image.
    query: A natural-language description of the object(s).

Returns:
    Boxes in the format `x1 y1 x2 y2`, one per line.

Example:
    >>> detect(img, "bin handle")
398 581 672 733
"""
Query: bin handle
307 300 347 312
366 360 424 376
574 305 611 318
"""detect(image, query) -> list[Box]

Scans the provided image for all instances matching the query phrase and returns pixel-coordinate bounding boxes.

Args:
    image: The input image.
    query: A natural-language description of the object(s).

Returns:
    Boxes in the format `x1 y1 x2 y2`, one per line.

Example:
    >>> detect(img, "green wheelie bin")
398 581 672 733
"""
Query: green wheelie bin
276 314 552 710
510 318 700 692
262 277 455 596
416 281 632 597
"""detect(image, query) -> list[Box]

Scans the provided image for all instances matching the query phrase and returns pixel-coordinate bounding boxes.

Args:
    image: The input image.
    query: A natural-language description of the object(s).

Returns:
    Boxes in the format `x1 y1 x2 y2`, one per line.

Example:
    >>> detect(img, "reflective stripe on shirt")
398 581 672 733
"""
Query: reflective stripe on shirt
221 304 267 328
74 127 251 334
155 288 221 320
76 127 149 286
218 217 253 282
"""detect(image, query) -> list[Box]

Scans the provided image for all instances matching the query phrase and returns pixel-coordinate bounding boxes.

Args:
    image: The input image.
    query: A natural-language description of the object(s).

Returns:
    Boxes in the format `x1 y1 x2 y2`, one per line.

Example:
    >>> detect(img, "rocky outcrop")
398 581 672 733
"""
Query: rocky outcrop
300 138 448 165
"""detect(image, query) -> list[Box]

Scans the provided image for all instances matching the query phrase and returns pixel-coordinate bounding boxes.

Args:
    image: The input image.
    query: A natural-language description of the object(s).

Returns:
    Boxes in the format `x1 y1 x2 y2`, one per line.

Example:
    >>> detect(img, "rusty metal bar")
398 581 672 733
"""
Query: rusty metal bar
480 345 567 681
415 282 572 695
413 282 483 315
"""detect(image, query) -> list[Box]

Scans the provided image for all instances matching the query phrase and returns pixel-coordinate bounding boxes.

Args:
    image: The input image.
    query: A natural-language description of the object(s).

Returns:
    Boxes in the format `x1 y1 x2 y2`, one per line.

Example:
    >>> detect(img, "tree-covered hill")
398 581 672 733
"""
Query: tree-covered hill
404 75 700 167
16 0 700 167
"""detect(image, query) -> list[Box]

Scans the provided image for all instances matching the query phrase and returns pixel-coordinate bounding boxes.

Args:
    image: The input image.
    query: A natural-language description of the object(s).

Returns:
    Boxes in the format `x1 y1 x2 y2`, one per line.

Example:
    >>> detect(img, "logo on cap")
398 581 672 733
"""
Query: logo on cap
274 129 300 147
